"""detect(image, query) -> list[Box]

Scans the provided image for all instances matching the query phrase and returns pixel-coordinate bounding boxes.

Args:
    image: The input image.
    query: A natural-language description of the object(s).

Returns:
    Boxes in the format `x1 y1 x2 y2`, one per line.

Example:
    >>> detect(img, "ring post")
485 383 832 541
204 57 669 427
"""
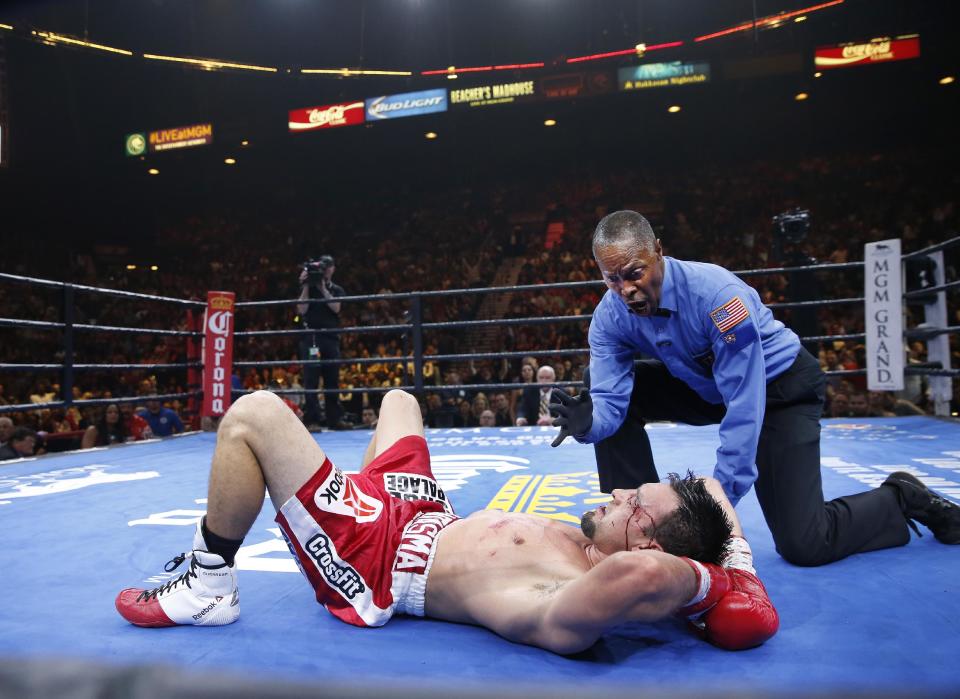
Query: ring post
61 283 75 407
923 251 952 416
411 293 424 394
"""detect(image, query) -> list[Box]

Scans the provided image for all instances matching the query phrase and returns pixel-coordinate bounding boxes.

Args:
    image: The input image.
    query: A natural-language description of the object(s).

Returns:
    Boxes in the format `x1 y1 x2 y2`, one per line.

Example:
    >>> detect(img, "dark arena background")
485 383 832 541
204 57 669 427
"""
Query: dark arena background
0 2 959 698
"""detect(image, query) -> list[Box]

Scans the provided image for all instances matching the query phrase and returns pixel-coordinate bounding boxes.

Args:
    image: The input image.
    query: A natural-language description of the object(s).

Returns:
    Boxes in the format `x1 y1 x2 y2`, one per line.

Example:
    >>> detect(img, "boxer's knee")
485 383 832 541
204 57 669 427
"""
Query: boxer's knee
220 390 283 438
380 389 420 416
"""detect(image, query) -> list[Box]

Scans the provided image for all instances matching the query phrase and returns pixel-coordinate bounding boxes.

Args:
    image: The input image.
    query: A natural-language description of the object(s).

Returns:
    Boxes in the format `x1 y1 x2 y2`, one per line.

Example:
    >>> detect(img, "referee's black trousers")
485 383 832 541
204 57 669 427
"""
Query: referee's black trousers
591 348 910 566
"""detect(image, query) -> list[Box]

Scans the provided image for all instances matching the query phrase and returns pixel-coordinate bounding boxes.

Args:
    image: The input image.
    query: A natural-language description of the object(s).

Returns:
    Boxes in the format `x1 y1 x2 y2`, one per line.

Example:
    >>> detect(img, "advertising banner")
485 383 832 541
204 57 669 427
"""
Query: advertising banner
618 61 711 90
540 71 614 100
365 89 447 121
202 291 236 417
815 36 920 70
289 101 365 132
125 133 147 157
449 80 536 108
864 239 904 391
148 123 213 152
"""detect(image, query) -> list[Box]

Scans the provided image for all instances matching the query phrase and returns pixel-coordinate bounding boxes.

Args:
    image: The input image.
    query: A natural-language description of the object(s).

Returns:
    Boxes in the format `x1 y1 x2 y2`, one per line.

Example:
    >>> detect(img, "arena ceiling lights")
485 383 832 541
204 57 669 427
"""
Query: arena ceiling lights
8 0 847 79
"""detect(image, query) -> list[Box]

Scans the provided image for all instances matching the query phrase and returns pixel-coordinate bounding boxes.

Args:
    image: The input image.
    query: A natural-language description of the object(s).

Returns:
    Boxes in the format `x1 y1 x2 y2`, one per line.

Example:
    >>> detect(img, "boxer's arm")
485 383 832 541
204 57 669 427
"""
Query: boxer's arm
529 550 697 654
702 476 744 537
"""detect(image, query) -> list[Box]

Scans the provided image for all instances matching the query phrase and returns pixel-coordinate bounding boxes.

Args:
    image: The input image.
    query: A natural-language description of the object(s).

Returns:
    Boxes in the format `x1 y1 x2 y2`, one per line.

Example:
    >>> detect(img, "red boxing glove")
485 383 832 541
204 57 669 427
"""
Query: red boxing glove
675 558 731 619
695 537 779 650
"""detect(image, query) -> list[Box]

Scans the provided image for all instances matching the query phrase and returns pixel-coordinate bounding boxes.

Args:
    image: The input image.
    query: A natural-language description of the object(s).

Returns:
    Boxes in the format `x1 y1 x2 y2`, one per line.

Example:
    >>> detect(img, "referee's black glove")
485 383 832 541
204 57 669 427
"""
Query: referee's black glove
549 388 593 448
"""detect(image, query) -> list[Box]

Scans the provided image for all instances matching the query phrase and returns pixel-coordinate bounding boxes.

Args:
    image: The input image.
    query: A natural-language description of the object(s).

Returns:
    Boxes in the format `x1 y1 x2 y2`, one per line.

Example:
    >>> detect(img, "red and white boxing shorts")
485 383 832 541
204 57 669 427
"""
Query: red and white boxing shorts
275 435 458 627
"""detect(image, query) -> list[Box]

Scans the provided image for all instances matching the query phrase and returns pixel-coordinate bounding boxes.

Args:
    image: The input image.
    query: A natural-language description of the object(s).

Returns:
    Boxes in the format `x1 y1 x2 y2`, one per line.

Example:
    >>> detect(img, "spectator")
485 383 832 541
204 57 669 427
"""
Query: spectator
829 391 851 418
491 392 513 427
848 392 871 417
424 393 456 428
138 396 185 437
479 409 496 427
471 393 490 425
0 427 37 460
0 417 13 448
457 398 476 427
361 406 378 429
81 403 129 448
516 365 556 426
123 403 154 441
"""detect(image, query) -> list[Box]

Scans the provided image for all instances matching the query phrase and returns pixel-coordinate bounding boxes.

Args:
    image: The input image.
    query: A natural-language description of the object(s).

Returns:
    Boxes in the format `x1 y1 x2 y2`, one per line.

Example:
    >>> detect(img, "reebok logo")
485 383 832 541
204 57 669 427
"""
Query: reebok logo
192 601 218 620
313 465 383 523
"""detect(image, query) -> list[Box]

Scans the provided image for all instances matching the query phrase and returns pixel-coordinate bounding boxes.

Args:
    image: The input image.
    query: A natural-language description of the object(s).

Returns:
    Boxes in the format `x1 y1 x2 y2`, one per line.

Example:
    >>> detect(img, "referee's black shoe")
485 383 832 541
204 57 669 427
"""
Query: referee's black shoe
883 472 960 544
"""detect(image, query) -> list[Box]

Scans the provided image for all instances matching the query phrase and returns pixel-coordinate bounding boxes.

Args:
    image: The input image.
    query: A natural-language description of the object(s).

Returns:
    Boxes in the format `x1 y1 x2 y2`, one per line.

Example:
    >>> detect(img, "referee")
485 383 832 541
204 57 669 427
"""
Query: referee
549 210 960 565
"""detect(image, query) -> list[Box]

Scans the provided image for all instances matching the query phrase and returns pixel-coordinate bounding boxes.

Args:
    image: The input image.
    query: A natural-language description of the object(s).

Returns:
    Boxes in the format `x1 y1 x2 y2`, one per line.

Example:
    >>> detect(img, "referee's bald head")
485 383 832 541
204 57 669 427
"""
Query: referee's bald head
593 210 656 257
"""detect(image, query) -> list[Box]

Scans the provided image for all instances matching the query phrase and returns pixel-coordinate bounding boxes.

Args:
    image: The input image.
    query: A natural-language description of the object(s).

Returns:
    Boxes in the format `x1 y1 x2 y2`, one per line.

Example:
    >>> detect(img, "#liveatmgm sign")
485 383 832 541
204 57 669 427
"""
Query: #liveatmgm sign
125 123 213 155
864 239 904 391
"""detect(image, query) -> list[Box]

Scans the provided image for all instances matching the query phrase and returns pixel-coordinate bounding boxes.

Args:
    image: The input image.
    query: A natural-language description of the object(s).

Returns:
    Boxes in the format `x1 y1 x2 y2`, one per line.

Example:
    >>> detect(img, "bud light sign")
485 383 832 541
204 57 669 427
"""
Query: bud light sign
202 291 235 417
365 89 447 121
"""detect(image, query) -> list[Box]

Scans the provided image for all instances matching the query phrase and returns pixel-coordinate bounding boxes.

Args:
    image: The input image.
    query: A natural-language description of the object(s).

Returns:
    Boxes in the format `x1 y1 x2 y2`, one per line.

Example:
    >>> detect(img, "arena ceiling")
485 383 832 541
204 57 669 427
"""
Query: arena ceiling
0 0 927 76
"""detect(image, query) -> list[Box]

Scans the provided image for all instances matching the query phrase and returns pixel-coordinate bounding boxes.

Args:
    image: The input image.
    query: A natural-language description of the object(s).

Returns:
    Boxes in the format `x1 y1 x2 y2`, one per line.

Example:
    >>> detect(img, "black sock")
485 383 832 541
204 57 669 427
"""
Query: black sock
200 516 244 567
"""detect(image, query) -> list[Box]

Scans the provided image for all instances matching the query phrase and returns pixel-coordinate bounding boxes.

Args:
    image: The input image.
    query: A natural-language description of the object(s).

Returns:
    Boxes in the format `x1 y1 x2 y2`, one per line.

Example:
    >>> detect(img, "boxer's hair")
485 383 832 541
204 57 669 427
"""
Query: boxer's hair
654 471 733 565
592 210 657 256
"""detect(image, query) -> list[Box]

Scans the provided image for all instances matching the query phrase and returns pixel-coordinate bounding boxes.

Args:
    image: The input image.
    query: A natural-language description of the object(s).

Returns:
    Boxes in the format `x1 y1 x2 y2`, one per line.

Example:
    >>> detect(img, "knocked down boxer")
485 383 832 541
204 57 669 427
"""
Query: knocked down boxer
115 389 778 653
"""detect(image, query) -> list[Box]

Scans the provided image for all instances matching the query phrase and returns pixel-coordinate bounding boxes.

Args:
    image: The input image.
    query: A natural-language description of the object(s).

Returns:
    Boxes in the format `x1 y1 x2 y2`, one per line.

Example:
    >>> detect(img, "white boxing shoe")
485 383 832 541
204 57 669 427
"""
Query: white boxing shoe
115 522 239 628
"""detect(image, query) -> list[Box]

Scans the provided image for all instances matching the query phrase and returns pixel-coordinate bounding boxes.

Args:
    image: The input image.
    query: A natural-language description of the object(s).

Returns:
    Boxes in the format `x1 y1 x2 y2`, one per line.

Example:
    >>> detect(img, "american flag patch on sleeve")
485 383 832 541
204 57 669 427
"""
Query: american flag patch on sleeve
710 296 750 333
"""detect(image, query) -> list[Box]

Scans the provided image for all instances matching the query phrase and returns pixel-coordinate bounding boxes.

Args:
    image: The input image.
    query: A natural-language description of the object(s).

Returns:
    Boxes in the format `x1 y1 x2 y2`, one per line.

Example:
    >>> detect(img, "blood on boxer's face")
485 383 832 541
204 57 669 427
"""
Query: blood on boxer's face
580 484 680 555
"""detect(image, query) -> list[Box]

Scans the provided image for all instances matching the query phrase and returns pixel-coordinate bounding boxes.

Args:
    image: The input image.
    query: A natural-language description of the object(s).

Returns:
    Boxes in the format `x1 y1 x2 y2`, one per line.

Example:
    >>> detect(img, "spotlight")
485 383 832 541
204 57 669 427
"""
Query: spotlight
241 140 249 146
425 132 437 140
794 15 807 22
224 157 236 165
544 118 557 127
668 105 681 113
940 76 955 85
794 92 809 101
814 72 822 78
126 264 137 271
150 265 159 271
148 168 159 175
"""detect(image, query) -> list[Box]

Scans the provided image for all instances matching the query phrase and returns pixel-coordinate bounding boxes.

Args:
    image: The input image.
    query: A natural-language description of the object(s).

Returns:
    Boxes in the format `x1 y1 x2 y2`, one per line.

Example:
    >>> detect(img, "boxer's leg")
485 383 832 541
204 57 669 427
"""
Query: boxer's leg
116 390 322 627
207 390 332 541
360 390 425 469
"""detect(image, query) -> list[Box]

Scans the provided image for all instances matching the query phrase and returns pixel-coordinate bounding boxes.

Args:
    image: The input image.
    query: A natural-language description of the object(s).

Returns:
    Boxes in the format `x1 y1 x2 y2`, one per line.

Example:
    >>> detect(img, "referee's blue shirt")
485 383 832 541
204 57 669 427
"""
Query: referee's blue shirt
584 256 801 504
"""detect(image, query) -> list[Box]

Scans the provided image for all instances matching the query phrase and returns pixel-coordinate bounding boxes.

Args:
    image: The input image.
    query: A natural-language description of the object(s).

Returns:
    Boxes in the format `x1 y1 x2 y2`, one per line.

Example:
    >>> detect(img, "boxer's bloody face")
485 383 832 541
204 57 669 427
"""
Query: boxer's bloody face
595 240 664 317
581 484 680 554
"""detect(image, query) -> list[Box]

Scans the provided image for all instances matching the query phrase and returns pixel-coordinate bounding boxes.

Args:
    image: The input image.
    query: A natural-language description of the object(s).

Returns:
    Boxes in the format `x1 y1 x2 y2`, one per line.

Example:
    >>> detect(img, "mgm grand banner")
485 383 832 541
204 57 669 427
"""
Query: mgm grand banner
449 80 537 108
618 61 711 90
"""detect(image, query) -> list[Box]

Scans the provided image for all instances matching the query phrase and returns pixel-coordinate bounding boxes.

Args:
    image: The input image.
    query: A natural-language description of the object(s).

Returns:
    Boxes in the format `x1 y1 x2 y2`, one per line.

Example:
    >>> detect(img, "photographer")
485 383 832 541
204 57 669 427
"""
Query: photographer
297 255 351 430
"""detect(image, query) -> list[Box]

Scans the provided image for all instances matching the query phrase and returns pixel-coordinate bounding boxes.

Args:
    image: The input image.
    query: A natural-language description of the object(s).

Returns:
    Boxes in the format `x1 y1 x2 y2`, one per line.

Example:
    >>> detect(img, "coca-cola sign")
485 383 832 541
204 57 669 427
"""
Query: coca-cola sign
815 36 920 70
289 101 365 132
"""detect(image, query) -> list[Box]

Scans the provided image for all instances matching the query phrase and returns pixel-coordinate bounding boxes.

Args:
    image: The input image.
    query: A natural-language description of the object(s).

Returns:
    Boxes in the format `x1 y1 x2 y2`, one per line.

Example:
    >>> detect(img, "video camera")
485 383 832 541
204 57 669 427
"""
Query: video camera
771 208 813 267
772 209 811 245
302 255 334 284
